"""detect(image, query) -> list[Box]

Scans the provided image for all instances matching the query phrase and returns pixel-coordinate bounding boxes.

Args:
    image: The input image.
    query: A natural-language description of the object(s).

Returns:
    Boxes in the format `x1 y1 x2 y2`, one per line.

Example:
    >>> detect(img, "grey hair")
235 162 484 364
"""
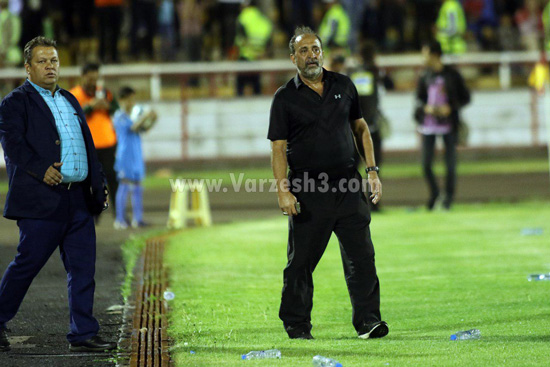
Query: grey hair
24 36 57 65
289 26 323 55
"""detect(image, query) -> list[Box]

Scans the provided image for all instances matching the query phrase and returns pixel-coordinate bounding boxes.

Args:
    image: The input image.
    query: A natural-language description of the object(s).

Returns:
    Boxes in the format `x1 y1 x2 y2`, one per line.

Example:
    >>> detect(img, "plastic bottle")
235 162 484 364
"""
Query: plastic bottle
241 349 281 360
450 329 481 341
312 355 343 367
520 228 543 236
95 80 105 100
527 273 550 281
163 289 175 301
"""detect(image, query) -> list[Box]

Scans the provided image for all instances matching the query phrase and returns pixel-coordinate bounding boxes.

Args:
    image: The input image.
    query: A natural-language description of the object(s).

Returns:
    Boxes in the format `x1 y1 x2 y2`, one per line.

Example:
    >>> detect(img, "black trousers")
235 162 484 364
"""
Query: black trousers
236 73 261 96
421 132 457 202
371 130 382 166
369 129 382 211
96 145 118 216
279 172 381 333
131 1 157 58
97 6 122 63
216 2 240 55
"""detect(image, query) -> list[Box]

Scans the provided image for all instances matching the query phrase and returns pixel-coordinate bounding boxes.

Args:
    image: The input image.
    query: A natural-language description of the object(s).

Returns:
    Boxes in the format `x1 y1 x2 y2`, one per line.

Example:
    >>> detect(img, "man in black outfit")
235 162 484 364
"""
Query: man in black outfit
414 41 470 210
268 26 388 340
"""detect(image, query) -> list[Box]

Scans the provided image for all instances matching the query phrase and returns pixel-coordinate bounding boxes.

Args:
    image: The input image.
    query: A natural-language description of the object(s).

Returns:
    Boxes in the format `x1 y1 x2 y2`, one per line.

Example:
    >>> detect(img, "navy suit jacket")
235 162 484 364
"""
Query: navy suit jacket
0 80 107 220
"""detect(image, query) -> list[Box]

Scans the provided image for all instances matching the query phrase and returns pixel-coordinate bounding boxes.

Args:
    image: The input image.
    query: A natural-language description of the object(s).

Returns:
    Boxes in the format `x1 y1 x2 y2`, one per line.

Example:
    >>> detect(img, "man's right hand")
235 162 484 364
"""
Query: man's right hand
43 162 63 186
278 191 298 216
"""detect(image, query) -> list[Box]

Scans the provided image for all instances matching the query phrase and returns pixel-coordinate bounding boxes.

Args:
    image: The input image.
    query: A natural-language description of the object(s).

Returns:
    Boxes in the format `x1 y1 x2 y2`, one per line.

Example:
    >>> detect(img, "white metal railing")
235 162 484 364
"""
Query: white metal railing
0 51 544 101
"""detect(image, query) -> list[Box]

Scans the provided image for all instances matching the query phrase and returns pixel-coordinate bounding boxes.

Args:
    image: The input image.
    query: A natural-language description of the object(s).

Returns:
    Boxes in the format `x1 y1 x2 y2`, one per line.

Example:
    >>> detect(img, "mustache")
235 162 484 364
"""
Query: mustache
306 60 319 65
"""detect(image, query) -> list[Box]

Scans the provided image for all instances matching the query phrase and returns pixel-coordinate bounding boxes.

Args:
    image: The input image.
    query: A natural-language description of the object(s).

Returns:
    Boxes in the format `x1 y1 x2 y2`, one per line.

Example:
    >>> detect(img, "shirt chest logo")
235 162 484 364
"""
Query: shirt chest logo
334 94 341 99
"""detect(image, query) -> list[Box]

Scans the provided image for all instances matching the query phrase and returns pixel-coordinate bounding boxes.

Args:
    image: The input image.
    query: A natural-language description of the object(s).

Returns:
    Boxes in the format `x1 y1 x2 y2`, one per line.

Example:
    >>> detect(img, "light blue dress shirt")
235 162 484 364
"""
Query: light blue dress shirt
28 80 88 182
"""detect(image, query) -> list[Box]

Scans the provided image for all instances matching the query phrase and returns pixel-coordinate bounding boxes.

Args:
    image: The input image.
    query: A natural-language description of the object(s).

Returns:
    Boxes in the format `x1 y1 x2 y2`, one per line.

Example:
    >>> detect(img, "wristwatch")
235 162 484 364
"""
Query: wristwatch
366 166 379 174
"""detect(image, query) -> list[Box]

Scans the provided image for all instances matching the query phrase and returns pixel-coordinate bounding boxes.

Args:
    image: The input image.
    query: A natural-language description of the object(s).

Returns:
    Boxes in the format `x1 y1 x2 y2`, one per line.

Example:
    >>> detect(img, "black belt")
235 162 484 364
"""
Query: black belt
57 181 83 190
289 167 356 181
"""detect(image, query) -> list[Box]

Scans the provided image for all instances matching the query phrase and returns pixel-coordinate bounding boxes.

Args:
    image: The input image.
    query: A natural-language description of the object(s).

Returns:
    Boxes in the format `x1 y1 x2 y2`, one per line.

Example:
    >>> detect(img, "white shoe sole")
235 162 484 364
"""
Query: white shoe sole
113 222 128 230
358 323 389 339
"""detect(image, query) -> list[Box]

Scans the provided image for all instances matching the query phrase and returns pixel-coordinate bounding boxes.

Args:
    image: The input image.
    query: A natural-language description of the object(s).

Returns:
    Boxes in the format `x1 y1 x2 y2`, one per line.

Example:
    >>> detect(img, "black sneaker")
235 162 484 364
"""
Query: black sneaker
286 325 314 340
442 196 452 211
131 220 150 229
0 328 10 352
357 321 389 339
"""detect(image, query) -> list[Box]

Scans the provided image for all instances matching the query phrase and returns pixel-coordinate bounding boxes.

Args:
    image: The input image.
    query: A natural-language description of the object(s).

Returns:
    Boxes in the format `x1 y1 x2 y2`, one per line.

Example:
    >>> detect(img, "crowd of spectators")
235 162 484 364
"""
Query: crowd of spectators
0 0 549 67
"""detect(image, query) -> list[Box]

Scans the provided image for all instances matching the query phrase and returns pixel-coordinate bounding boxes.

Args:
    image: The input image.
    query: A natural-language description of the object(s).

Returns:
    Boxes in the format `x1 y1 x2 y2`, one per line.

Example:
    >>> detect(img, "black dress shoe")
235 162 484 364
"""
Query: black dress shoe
0 328 10 352
289 331 314 340
357 321 389 339
70 336 117 352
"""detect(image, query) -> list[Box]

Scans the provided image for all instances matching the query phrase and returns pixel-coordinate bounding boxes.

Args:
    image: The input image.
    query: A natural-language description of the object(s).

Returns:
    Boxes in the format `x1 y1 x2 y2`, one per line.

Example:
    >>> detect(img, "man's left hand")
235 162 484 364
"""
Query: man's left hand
368 172 382 204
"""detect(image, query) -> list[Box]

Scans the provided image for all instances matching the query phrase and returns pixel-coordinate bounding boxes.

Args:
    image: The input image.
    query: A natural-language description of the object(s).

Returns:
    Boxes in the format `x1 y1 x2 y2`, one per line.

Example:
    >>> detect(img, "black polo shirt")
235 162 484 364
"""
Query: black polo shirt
267 69 362 176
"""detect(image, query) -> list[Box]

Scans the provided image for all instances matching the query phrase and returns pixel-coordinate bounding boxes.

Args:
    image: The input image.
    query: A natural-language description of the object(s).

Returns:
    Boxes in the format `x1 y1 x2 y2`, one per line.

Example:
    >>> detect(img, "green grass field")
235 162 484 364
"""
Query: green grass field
164 201 550 366
143 158 549 190
0 158 547 193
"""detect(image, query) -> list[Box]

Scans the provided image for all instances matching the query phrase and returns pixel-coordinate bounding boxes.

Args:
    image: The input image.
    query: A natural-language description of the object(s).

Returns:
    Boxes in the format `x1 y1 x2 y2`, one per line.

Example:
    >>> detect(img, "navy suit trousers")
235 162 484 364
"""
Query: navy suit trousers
0 185 99 343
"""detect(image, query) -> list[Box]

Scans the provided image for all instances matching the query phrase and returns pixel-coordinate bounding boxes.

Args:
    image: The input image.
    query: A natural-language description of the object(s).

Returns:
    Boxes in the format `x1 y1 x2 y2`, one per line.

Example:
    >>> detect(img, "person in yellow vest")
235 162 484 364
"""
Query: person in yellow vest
235 0 273 96
0 0 21 68
318 0 351 54
542 0 550 51
70 63 119 216
435 0 467 54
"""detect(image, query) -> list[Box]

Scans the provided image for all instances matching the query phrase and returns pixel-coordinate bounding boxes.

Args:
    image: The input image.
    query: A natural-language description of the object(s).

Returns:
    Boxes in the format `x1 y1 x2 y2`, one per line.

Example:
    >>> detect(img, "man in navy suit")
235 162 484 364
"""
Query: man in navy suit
0 36 116 353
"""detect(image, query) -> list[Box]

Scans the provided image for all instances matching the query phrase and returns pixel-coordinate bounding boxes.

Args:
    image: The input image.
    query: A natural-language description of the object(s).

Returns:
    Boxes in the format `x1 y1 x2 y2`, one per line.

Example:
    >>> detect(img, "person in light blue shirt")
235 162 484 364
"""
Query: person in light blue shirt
113 86 157 229
0 36 114 353
27 79 89 183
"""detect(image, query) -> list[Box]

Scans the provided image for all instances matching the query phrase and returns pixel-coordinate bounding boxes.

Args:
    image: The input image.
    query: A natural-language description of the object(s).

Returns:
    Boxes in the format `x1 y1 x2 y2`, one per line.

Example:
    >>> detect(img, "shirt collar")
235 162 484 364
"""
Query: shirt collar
28 79 60 97
293 68 331 89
